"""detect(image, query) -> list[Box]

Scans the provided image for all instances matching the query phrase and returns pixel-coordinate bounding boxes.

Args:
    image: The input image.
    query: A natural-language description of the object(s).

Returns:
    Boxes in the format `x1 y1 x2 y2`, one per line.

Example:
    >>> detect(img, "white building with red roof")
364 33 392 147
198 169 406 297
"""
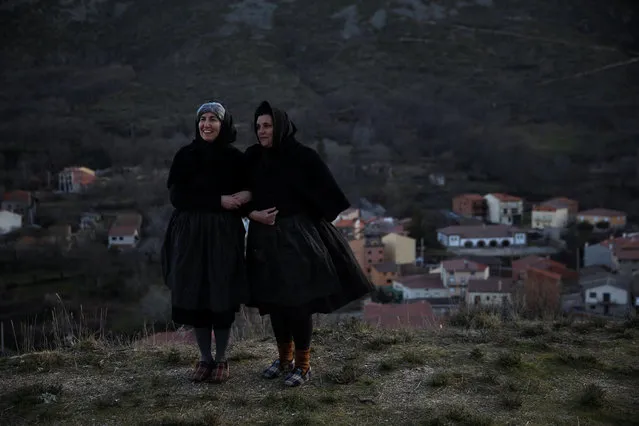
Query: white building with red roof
108 212 143 249
392 274 450 300
484 193 524 225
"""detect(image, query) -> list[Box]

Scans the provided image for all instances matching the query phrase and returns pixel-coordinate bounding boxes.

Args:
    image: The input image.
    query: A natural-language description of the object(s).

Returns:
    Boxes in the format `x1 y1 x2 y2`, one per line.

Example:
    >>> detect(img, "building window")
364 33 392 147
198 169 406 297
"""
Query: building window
589 292 596 298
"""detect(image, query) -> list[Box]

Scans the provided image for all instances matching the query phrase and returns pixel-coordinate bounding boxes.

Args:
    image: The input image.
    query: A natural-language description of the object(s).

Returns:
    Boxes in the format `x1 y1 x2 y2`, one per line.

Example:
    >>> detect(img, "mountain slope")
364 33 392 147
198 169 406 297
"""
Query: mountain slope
1 0 638 214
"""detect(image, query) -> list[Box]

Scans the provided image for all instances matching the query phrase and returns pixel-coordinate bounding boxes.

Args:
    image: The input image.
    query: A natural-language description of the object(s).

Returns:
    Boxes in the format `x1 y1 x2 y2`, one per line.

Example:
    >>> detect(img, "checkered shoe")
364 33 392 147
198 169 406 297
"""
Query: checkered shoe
209 361 229 384
284 367 311 387
191 361 213 383
262 359 295 379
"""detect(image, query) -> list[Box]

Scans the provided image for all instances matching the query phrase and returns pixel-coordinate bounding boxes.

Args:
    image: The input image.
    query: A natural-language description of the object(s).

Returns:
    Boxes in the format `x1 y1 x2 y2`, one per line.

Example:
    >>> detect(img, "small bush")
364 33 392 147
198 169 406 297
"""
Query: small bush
502 393 523 410
579 383 606 408
470 347 485 360
497 351 522 369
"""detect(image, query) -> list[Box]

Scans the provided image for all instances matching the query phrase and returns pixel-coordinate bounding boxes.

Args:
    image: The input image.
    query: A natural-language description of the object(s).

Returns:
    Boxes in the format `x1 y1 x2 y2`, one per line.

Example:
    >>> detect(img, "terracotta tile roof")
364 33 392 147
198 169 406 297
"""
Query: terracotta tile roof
373 262 398 273
363 301 438 329
543 197 578 210
600 235 639 248
437 224 523 239
526 266 562 281
578 208 626 218
2 190 31 205
441 258 488 272
454 193 484 201
513 256 575 279
395 274 444 289
616 249 639 261
487 193 522 202
109 225 139 237
334 219 355 228
467 277 513 293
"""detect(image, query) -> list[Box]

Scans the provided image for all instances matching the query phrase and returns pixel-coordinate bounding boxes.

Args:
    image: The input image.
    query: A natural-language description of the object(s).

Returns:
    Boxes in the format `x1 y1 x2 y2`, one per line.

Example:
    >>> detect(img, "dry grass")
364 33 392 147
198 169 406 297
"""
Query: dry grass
1 312 638 425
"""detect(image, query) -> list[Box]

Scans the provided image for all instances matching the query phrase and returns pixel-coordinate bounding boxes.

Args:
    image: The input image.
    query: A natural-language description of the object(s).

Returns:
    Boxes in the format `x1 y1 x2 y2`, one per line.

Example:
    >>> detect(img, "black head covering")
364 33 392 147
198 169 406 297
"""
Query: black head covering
194 101 237 145
254 101 297 150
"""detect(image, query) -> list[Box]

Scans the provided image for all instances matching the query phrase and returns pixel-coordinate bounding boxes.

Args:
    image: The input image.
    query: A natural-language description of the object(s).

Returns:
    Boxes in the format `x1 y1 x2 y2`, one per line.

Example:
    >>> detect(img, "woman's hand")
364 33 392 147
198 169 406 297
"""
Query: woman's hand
221 195 241 210
249 207 278 225
232 190 252 205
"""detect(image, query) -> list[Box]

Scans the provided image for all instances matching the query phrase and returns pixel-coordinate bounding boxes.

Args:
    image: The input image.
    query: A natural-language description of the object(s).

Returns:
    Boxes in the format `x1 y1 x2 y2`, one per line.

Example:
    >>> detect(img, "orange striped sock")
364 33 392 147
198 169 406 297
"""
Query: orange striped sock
295 348 311 373
278 341 294 364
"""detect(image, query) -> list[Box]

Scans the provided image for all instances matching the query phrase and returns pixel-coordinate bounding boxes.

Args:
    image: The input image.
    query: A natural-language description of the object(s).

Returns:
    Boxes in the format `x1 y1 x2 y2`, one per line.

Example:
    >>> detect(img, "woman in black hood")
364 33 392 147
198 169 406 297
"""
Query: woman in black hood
244 101 373 387
161 102 251 384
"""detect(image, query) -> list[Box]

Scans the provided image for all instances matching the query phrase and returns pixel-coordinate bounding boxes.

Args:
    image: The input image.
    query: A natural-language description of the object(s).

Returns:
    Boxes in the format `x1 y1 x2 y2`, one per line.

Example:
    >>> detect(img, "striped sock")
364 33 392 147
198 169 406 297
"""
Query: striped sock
278 341 294 364
295 348 311 373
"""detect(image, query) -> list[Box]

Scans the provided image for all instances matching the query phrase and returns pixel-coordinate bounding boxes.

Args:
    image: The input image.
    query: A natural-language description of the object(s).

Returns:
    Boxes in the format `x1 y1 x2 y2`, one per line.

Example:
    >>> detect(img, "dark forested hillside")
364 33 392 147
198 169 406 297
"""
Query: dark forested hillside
1 0 638 216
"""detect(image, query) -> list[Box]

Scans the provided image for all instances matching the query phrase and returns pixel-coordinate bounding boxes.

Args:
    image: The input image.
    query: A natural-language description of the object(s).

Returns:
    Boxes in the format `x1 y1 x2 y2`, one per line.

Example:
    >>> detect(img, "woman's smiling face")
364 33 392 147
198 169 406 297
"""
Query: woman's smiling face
198 112 221 142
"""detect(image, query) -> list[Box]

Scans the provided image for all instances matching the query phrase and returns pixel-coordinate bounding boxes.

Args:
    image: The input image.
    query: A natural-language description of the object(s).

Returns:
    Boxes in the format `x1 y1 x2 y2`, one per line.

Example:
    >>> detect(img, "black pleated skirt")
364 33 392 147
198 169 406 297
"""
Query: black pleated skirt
246 215 373 315
161 210 248 327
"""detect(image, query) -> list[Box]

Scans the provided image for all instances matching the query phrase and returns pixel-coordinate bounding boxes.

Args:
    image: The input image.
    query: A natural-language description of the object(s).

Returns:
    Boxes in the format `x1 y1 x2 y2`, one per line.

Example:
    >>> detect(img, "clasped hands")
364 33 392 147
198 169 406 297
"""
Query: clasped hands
221 192 278 225
221 191 251 210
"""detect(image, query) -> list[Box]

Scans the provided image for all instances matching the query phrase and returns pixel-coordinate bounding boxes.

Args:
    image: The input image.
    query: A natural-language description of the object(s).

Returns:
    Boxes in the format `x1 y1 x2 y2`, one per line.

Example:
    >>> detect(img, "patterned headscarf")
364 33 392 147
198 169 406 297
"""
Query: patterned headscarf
196 102 226 121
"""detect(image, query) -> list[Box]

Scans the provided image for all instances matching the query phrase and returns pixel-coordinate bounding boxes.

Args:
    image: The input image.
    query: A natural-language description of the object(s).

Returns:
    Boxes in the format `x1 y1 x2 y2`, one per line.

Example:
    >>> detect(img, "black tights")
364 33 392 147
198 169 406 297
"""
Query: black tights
270 310 313 350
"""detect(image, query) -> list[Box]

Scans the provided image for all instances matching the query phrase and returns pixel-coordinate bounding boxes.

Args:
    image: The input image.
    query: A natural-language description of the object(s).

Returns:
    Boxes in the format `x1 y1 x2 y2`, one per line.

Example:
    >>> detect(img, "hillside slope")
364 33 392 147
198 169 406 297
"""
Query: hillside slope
1 0 638 212
1 317 638 425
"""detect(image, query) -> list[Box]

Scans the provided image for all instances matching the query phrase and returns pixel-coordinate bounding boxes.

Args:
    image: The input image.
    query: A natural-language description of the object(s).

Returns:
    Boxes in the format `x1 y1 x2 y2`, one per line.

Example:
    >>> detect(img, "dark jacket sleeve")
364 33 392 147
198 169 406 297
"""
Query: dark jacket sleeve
297 147 350 222
167 147 222 211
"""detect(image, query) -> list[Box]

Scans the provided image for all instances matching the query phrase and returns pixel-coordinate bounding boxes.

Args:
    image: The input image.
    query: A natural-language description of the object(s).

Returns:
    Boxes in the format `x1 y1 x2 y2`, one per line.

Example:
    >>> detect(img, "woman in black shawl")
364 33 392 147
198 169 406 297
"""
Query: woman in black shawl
161 102 250 384
244 101 373 387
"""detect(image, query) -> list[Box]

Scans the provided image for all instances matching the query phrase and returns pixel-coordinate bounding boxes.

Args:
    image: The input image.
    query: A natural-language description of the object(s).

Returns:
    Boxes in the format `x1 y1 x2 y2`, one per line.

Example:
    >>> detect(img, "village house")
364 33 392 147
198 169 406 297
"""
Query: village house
577 208 627 229
370 262 399 287
465 277 514 307
581 272 632 316
349 234 385 276
363 300 438 329
382 232 416 265
367 217 409 237
108 212 143 249
334 218 359 240
531 197 579 230
80 212 103 230
484 193 524 225
584 234 639 274
0 210 22 235
58 166 97 193
1 190 36 225
437 224 527 249
452 194 487 219
392 274 450 300
512 255 578 282
614 243 639 276
436 258 489 297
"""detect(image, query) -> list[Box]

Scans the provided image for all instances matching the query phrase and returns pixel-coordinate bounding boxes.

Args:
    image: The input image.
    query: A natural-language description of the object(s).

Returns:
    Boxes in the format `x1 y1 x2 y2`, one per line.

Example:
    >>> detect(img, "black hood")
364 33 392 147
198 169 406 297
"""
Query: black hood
194 106 237 145
254 101 297 149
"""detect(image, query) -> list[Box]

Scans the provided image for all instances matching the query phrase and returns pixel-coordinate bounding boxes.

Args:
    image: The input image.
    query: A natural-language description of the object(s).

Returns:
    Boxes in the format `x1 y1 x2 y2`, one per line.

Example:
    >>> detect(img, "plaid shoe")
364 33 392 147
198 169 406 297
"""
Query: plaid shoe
284 367 311 387
209 361 230 384
262 359 295 379
191 361 213 383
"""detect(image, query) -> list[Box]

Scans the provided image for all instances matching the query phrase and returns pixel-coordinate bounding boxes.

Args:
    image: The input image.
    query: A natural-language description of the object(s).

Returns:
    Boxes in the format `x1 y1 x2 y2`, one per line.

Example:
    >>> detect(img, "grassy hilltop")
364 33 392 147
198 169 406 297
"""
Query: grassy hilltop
1 314 638 425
